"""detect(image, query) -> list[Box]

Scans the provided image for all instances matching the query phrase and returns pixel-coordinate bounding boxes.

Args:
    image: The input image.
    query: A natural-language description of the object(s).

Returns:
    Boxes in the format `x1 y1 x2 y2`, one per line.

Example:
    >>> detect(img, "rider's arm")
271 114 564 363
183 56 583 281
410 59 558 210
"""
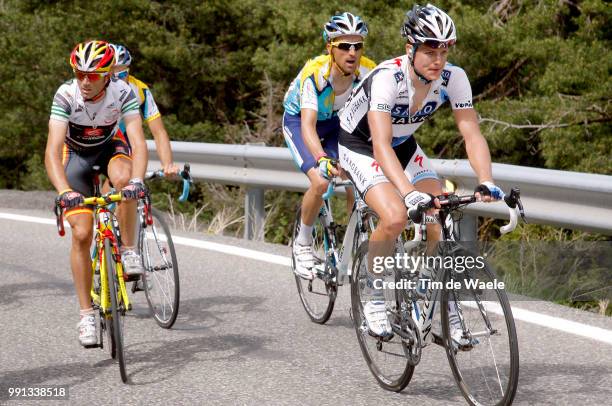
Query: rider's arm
447 67 493 184
301 108 325 159
44 119 71 193
369 111 415 197
454 108 493 184
124 114 148 180
147 117 178 176
299 76 326 159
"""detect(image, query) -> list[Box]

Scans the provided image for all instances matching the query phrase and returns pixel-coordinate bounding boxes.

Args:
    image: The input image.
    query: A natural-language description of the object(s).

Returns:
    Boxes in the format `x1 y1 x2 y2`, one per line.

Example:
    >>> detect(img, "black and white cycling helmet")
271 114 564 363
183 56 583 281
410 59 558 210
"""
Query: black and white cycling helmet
401 4 456 47
323 12 369 42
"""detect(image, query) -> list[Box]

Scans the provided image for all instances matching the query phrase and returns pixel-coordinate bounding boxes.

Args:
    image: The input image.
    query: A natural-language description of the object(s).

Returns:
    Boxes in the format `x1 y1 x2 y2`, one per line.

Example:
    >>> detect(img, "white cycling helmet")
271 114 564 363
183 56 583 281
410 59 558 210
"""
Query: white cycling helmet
401 4 456 46
323 12 369 42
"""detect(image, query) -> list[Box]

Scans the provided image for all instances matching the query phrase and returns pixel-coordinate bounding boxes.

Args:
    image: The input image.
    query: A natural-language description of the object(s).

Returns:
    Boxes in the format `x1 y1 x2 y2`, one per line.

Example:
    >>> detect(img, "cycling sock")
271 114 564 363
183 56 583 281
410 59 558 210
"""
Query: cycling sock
296 221 314 246
79 308 95 318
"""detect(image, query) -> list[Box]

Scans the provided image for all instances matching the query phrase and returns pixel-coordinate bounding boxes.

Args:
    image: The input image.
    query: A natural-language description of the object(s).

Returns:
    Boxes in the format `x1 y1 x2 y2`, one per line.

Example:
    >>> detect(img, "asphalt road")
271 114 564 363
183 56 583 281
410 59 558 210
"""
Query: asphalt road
0 204 611 405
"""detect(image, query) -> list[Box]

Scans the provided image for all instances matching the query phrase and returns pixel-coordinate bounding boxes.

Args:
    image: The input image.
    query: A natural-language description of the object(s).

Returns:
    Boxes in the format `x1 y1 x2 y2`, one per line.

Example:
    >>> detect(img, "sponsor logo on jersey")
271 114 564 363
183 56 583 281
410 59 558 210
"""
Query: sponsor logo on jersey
394 71 404 83
454 101 473 108
391 104 409 117
441 69 451 87
371 161 381 172
83 127 104 139
376 103 391 112
343 89 368 123
390 101 438 124
119 89 128 102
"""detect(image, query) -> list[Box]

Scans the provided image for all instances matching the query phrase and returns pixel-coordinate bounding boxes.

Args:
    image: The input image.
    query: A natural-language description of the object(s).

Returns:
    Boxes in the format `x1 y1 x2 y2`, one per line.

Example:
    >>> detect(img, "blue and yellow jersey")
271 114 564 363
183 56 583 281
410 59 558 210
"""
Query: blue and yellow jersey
127 75 160 122
118 75 161 136
283 54 376 121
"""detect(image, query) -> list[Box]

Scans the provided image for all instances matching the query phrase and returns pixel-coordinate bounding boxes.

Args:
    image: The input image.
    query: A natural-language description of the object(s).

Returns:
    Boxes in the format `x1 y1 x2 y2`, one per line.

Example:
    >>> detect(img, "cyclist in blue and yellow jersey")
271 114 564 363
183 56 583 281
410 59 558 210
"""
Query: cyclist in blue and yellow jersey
45 40 148 346
110 43 179 177
284 12 376 280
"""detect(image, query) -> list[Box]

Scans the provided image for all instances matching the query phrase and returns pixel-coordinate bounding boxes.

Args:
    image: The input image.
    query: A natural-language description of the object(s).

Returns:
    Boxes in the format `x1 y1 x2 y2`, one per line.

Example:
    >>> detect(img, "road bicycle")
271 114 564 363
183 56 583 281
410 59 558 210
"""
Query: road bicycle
350 188 525 406
54 168 138 383
132 164 193 328
291 177 377 323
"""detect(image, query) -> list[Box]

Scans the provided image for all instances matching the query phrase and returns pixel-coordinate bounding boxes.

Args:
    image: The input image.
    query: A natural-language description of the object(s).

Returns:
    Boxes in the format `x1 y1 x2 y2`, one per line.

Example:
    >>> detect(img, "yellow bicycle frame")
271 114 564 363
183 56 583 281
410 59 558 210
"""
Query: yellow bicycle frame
87 194 131 314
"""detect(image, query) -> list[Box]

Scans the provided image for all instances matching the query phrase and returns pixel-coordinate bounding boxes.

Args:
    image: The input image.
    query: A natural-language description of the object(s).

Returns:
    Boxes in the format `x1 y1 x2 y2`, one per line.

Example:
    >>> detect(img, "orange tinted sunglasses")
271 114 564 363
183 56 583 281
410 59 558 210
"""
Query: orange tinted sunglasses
73 70 109 82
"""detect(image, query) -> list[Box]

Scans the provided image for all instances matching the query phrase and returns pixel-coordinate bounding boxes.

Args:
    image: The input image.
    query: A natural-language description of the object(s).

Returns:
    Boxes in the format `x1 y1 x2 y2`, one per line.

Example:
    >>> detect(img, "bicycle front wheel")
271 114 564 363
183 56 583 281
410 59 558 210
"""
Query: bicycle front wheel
105 239 128 383
141 208 180 329
350 241 415 392
440 243 519 406
292 206 336 324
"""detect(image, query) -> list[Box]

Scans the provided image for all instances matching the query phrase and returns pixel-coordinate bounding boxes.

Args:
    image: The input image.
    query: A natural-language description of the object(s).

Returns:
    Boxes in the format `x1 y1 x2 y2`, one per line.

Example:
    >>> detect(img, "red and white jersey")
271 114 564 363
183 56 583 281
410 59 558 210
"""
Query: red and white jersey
50 77 140 150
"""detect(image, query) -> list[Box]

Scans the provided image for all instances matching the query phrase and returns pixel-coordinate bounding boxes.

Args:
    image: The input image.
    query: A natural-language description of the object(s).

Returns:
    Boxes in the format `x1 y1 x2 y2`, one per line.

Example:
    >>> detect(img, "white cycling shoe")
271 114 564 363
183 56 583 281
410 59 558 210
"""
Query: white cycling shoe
77 315 97 346
364 300 393 338
122 249 144 276
292 242 315 280
449 308 480 348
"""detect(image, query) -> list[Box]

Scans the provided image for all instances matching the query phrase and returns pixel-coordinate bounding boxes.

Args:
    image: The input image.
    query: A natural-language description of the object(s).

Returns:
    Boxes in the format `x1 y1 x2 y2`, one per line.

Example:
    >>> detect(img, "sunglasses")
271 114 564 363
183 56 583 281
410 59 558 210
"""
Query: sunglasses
421 39 457 49
115 69 129 80
74 70 109 82
330 41 364 51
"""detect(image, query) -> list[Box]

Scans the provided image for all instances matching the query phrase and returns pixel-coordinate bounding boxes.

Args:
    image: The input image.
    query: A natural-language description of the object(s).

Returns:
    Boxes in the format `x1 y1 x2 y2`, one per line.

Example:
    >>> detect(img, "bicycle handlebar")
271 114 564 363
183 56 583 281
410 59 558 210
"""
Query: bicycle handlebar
322 178 353 200
54 192 124 237
408 187 526 235
145 163 193 202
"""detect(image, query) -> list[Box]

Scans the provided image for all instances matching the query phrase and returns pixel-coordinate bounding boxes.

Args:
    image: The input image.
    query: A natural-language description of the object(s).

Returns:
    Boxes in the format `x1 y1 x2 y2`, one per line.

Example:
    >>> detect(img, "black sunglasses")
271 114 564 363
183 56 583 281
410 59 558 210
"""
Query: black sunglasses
422 39 456 49
330 41 364 51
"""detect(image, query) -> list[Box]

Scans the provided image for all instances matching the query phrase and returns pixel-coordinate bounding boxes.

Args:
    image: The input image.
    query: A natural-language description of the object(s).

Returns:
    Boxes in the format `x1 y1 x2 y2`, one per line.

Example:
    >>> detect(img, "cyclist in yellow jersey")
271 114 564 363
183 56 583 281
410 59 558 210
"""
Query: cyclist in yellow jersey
283 12 376 280
111 44 179 177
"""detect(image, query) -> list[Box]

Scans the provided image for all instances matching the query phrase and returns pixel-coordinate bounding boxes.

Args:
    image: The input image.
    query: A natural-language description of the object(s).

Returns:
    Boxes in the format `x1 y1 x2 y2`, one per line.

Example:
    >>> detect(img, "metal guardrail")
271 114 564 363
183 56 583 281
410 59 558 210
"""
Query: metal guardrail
147 140 612 239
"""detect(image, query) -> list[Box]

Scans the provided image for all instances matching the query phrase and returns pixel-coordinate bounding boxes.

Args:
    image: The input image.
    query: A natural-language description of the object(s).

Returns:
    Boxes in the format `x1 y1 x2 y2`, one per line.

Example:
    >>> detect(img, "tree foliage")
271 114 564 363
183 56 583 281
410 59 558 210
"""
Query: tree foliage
0 0 609 189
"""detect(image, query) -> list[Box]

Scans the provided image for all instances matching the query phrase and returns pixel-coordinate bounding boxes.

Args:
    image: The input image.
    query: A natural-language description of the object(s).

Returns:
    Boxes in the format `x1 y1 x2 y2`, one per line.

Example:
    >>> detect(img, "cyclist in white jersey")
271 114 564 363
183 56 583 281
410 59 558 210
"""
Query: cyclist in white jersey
338 4 505 340
45 40 148 346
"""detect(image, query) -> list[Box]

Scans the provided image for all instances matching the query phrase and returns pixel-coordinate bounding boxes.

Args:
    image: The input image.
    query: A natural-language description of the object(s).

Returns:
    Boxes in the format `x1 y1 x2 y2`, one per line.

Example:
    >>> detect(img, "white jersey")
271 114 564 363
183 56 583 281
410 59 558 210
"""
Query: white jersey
339 55 473 154
50 77 140 150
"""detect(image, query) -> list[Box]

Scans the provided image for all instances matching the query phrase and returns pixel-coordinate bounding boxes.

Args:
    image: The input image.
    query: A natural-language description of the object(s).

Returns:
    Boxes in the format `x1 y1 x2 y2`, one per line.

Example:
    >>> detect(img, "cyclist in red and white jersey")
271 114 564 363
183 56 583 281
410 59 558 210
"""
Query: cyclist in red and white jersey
338 4 504 340
45 40 148 346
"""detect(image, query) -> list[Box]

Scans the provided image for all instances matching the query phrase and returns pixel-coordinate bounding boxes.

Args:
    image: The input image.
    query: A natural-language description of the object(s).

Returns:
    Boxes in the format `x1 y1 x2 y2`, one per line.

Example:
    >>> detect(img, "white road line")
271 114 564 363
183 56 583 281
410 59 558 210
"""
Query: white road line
1 211 610 345
463 301 612 345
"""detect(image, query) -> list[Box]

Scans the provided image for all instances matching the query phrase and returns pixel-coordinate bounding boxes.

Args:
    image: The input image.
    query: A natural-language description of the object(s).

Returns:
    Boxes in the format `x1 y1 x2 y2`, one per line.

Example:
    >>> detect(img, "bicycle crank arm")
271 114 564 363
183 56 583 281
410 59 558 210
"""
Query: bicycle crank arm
390 323 416 344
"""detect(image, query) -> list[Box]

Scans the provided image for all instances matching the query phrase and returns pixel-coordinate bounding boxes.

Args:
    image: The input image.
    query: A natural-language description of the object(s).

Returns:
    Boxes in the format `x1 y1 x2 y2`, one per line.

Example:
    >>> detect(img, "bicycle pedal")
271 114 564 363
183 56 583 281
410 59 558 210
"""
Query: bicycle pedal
132 280 145 292
125 274 141 283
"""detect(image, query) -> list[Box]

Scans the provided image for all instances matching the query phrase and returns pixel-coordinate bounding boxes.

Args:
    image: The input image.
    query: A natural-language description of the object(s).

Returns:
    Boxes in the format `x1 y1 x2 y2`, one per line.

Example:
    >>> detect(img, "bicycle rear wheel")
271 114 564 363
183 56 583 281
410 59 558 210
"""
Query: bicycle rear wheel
440 243 519 406
350 241 415 392
105 239 128 383
292 206 336 324
140 208 180 329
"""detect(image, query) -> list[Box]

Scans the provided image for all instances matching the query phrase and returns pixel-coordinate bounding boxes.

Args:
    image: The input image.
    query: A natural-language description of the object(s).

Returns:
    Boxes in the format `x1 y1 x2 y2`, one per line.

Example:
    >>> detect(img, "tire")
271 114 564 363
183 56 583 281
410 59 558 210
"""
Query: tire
292 206 336 324
350 241 415 392
141 208 180 329
105 239 128 383
440 243 519 406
